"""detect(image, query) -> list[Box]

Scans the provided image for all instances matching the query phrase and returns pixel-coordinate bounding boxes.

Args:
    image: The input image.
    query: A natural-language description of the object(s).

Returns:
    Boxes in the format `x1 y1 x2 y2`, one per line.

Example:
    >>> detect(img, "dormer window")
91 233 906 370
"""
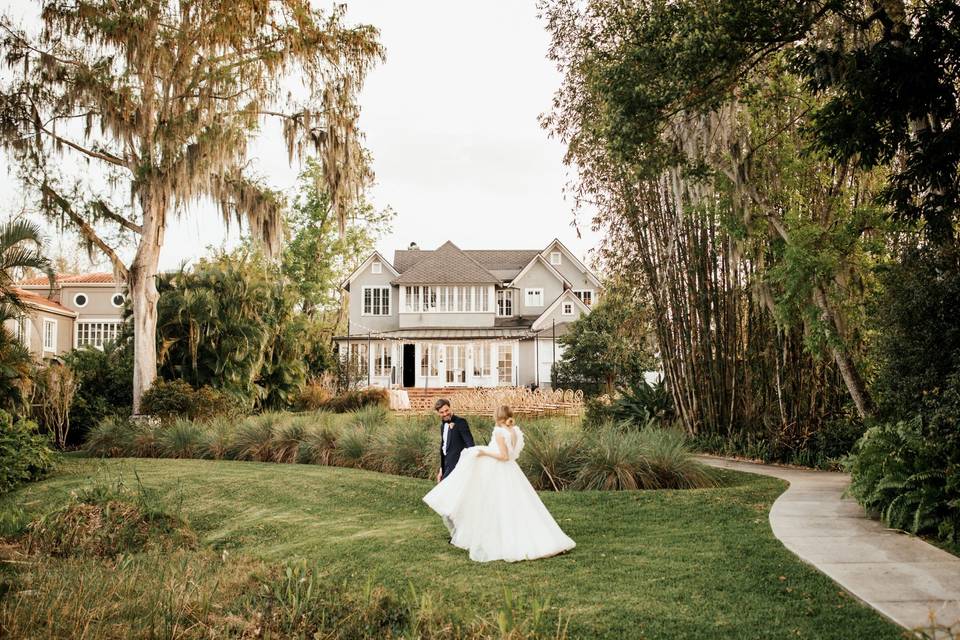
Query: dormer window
73 292 88 307
372 261 382 274
562 301 574 316
550 251 562 266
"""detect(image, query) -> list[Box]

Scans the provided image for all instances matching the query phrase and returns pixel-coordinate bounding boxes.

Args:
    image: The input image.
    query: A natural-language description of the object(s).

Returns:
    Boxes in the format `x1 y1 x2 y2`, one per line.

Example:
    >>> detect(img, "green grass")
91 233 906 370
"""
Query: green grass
2 456 903 639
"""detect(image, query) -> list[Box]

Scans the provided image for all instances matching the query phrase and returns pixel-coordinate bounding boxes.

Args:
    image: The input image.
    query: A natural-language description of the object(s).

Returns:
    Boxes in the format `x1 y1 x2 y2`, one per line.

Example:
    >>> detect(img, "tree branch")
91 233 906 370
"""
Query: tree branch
90 199 143 234
40 184 129 279
38 123 127 167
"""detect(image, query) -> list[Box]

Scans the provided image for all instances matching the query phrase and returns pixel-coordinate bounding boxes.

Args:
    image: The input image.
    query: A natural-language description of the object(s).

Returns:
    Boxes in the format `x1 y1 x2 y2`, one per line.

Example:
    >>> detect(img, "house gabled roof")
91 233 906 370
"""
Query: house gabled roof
531 289 590 331
542 238 602 287
10 288 78 318
341 252 399 291
20 272 117 287
392 241 500 285
507 254 571 288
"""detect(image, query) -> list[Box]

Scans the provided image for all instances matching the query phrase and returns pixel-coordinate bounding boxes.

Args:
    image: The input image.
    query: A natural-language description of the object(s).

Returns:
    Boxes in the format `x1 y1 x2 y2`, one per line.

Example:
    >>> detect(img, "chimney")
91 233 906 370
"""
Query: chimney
408 242 419 250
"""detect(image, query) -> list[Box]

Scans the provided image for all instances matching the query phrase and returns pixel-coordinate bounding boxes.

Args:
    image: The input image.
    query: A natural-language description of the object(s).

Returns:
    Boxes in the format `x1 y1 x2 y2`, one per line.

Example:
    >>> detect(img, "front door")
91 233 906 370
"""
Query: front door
445 344 466 385
402 344 416 387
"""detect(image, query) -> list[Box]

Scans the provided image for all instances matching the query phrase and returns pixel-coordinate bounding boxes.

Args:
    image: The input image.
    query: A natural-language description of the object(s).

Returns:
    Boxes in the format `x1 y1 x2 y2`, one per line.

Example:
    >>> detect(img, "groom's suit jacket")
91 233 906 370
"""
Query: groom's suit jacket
440 415 475 480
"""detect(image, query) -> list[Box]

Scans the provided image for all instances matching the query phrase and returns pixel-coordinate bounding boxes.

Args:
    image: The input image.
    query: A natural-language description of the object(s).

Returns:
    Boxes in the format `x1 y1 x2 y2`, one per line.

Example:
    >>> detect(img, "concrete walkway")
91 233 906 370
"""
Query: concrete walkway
697 455 960 633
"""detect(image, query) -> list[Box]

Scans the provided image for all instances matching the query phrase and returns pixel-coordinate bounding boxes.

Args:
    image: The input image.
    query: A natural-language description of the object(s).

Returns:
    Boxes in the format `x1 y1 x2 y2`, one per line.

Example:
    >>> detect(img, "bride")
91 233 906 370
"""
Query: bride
423 405 576 563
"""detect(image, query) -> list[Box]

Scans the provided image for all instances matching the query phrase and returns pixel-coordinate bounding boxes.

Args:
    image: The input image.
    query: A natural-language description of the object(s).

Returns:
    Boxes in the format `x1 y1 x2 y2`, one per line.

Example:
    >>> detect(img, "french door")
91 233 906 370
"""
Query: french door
444 344 467 385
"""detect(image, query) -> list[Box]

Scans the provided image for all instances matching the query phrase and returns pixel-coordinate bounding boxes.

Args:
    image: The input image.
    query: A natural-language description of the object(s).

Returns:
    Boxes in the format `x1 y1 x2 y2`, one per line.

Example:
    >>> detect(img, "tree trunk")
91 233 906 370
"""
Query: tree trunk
812 286 876 419
130 202 164 413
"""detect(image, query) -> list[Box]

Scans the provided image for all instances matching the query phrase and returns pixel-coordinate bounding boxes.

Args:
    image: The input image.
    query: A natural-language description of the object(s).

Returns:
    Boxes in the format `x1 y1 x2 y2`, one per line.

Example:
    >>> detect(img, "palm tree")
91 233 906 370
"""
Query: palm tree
0 219 55 306
0 219 54 412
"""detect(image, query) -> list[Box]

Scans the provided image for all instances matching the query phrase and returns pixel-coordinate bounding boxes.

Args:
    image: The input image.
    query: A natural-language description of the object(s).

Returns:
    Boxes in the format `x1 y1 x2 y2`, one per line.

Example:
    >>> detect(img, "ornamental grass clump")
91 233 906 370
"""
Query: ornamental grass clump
228 413 285 461
519 421 583 491
297 423 342 465
574 423 651 490
638 425 716 489
202 416 234 460
372 424 436 478
157 418 207 459
85 416 136 457
270 418 310 463
332 426 373 469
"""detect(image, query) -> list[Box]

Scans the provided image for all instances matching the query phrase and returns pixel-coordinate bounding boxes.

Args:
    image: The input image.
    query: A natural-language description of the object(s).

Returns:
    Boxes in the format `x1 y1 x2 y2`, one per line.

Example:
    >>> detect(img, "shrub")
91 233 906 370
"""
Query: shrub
573 423 650 490
298 421 342 465
638 426 715 489
85 415 136 457
332 426 373 469
322 387 389 412
372 424 435 478
61 342 134 443
0 411 56 494
228 413 285 461
203 416 234 460
346 404 390 429
157 419 207 459
270 418 309 463
140 378 239 422
296 375 336 411
609 379 674 426
518 422 583 491
849 413 960 544
130 417 162 457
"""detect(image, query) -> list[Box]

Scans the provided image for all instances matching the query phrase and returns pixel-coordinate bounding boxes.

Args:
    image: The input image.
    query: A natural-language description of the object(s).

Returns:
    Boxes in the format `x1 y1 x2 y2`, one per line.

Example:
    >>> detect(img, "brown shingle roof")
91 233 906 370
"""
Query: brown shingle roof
10 288 77 317
20 272 116 286
392 241 501 285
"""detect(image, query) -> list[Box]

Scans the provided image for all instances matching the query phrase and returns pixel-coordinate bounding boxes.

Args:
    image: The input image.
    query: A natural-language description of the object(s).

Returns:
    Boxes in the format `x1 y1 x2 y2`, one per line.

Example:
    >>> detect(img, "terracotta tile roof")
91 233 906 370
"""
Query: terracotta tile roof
392 241 501 285
19 272 116 286
10 288 77 317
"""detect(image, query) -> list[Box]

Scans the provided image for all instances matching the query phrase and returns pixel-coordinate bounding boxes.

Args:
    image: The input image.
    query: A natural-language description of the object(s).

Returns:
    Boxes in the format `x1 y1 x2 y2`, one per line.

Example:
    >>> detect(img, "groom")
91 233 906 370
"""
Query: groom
435 398 475 482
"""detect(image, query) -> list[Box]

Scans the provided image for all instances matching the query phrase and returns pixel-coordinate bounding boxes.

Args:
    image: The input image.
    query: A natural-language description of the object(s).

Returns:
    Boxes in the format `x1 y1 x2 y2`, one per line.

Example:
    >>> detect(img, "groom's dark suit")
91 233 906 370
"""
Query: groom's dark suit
439 415 475 480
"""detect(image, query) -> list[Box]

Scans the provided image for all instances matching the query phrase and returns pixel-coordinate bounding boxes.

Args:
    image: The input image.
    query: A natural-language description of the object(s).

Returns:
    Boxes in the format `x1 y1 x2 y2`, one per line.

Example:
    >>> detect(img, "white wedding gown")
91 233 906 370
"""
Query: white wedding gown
423 425 576 563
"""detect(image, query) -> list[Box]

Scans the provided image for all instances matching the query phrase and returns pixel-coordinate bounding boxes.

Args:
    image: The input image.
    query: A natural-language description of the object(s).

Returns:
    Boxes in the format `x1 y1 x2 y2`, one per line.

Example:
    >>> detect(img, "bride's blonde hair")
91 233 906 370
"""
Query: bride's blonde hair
495 405 515 427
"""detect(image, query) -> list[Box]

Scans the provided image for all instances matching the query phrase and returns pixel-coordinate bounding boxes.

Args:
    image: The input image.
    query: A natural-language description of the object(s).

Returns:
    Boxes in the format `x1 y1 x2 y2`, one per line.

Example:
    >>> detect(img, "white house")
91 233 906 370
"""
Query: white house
335 239 601 389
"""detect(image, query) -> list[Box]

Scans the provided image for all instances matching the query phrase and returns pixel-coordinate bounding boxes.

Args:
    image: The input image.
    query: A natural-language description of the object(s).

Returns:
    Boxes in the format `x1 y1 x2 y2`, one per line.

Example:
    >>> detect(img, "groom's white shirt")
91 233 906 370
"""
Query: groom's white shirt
442 421 450 456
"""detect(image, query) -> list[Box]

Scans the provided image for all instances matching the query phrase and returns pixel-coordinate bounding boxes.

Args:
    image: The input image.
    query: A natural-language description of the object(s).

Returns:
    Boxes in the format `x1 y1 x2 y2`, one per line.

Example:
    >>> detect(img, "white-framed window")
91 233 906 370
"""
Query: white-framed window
419 343 439 377
479 286 489 312
574 289 594 307
42 317 56 351
473 343 491 377
73 292 88 307
362 286 390 316
76 320 122 349
348 343 368 371
12 315 28 345
525 288 544 307
562 302 574 316
373 343 392 377
550 251 562 265
402 286 490 313
371 261 382 274
497 344 514 385
111 293 125 308
496 289 513 317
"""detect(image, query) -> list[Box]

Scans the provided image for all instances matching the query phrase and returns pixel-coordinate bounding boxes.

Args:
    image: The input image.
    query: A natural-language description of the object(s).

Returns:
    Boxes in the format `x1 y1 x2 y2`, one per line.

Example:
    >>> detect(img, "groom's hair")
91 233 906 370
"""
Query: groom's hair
434 398 451 411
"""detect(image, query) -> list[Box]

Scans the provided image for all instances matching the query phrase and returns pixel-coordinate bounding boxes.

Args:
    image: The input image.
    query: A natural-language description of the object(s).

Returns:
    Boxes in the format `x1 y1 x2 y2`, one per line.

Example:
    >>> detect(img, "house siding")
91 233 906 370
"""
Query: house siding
59 285 123 317
348 262 399 334
514 261 565 316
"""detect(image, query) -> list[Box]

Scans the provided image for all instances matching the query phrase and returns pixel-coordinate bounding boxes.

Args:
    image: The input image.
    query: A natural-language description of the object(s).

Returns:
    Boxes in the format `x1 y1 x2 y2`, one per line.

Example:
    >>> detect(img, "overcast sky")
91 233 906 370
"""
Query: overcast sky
0 1 601 272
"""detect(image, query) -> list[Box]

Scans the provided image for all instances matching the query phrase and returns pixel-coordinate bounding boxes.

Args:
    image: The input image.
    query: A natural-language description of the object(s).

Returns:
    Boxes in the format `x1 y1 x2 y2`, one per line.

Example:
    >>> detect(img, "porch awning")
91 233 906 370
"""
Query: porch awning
334 327 535 341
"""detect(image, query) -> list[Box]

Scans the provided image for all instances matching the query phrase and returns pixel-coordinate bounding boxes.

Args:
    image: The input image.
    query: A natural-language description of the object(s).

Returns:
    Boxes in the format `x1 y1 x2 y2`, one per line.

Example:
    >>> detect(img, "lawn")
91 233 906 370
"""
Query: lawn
2 456 903 639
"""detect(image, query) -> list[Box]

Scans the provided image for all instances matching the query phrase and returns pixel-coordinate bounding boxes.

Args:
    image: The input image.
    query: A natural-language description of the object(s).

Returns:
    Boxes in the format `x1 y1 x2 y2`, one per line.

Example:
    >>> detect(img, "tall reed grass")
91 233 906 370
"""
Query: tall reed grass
82 412 715 492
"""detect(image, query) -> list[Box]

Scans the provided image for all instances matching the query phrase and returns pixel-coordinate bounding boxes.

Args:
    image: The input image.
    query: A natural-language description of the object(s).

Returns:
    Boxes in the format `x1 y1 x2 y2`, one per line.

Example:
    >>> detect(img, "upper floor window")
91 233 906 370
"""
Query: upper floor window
562 301 574 316
371 261 382 274
362 286 390 316
77 320 122 349
496 290 513 317
403 286 491 313
42 318 56 351
73 292 88 307
550 251 562 265
111 293 126 308
574 289 594 307
525 288 544 307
